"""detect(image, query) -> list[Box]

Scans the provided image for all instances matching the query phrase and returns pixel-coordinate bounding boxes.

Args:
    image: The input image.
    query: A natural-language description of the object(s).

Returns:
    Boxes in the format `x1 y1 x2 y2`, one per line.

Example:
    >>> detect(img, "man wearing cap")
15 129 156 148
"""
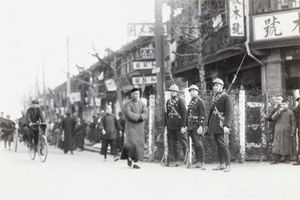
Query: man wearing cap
60 110 76 154
292 96 300 165
26 100 45 149
186 84 206 169
165 84 187 167
270 101 296 164
121 88 148 169
265 95 283 142
207 78 233 172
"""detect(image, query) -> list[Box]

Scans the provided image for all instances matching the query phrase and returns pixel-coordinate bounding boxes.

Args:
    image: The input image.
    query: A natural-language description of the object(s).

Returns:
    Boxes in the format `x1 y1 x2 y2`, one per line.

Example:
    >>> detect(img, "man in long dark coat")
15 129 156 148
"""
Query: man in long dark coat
207 78 234 172
121 88 148 169
265 95 283 142
270 101 296 164
61 110 76 154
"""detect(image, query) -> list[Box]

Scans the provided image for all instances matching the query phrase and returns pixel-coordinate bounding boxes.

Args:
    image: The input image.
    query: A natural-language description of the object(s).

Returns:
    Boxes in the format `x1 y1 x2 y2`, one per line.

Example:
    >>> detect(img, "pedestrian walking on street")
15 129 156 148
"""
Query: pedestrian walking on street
293 96 300 165
120 87 148 169
270 101 296 164
1 115 15 150
60 110 76 154
186 84 206 169
75 118 86 151
165 84 188 167
99 105 122 161
18 111 28 143
206 78 234 172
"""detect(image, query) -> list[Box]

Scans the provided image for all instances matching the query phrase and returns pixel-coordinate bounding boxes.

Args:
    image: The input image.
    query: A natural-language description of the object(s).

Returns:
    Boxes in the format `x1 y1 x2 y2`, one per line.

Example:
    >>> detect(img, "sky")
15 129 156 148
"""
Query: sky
0 0 171 119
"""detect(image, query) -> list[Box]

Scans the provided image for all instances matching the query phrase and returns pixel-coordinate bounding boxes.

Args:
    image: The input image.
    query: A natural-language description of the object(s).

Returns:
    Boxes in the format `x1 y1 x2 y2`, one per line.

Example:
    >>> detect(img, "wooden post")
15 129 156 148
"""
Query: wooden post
239 90 246 163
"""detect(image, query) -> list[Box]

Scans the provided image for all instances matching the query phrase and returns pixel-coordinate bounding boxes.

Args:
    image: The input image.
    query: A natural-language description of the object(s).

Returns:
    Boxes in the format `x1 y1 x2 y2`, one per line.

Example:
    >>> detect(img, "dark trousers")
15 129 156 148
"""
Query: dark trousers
167 129 187 162
187 130 204 163
28 128 39 147
214 134 230 166
101 138 117 156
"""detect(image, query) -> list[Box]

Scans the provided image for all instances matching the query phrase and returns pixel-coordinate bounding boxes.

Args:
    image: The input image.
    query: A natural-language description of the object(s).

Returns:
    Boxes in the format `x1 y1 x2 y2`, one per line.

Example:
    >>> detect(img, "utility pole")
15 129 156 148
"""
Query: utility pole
155 0 165 134
66 37 71 112
41 42 47 119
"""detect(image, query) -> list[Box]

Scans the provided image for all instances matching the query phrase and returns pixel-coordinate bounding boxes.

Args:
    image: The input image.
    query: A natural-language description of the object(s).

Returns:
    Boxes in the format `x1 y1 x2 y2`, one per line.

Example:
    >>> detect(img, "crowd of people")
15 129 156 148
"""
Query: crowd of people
1 78 299 171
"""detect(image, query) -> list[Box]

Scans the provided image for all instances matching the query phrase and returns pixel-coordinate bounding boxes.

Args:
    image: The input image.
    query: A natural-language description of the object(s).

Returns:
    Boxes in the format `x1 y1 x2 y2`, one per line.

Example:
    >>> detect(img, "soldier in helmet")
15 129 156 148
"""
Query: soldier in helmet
165 84 187 167
186 84 206 169
206 78 234 172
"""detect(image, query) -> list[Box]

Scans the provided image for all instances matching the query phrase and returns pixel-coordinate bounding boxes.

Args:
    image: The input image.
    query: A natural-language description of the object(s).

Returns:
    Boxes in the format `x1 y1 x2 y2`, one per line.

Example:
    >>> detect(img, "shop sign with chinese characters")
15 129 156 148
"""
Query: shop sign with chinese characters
229 0 245 37
253 9 300 41
133 61 156 70
127 23 167 36
132 76 157 85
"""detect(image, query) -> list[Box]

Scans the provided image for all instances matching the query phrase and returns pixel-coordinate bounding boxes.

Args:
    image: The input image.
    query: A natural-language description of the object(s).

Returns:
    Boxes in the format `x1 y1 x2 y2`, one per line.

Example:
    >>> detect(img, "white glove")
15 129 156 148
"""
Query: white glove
197 126 203 135
102 129 106 135
223 126 230 134
180 127 186 134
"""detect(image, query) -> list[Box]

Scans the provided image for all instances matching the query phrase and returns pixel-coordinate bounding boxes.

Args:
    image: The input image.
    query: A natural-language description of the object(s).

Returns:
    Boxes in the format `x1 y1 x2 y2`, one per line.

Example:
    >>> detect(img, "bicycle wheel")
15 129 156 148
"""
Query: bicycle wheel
13 129 18 152
28 141 36 160
38 135 48 162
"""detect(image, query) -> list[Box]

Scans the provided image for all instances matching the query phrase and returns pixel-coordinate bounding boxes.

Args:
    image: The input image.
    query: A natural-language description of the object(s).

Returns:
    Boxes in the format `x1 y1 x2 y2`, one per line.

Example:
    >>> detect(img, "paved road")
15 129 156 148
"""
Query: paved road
0 141 299 200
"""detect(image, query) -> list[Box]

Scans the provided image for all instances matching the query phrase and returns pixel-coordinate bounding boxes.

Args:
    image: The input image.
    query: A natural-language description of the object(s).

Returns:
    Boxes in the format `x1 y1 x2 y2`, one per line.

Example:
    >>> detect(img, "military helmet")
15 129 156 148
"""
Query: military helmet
188 84 199 92
169 84 179 92
213 78 224 86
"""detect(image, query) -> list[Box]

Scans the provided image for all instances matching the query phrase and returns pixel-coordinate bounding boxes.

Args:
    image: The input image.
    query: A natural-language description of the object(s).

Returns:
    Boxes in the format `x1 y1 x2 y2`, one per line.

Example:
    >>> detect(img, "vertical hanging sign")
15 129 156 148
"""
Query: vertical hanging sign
229 0 245 37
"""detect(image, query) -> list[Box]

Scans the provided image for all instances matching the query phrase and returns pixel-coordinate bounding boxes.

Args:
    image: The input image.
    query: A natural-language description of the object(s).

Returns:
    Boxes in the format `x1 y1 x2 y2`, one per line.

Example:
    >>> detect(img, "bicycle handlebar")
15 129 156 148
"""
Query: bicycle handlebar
30 122 47 126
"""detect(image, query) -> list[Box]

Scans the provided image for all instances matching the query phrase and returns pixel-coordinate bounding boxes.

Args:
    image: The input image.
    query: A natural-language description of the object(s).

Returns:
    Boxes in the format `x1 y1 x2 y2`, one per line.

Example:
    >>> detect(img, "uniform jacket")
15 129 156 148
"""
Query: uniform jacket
26 107 45 131
186 97 206 130
165 97 186 130
272 109 296 155
207 92 234 134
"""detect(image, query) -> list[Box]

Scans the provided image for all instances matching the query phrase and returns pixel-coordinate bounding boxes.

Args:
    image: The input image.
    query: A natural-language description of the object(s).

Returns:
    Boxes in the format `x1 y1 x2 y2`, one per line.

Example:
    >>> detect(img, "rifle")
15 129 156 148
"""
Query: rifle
227 53 247 94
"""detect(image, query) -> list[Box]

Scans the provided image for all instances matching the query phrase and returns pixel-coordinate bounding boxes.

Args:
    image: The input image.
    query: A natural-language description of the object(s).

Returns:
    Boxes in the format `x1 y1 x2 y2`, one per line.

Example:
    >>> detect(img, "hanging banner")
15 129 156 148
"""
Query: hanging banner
229 0 245 37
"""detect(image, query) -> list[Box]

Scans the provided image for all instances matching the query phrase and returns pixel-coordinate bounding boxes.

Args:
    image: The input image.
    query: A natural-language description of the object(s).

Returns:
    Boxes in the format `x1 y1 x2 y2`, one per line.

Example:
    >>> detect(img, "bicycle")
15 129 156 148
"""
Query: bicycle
27 122 48 162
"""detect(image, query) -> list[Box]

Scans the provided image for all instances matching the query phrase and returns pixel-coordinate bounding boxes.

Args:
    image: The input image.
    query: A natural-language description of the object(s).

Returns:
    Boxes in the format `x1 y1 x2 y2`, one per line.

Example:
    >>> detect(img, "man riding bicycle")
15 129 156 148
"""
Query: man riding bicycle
26 100 46 149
